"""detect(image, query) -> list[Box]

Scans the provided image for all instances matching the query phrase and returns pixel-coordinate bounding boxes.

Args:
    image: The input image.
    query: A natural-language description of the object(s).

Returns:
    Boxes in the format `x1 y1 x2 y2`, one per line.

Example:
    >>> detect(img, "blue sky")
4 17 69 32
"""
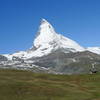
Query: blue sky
0 0 100 54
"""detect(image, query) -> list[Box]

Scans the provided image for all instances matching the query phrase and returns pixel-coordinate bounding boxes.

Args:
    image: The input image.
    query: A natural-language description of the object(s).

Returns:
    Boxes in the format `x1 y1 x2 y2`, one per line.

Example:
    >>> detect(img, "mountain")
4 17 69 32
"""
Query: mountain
4 19 85 60
0 19 100 74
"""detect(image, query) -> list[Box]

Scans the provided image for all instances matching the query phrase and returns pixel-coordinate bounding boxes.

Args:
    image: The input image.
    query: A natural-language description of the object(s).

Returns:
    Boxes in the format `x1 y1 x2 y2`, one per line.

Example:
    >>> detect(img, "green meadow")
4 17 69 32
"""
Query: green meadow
0 69 100 100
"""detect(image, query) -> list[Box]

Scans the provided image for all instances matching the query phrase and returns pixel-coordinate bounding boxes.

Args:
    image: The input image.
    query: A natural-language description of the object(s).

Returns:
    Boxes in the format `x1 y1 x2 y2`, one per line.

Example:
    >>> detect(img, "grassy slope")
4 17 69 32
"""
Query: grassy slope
0 69 100 100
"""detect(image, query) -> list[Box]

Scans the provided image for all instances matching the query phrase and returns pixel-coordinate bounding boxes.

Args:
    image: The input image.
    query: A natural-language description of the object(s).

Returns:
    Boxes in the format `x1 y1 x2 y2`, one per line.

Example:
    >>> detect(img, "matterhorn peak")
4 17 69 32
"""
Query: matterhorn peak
39 18 56 34
34 19 57 48
33 19 85 53
4 19 85 60
41 18 49 24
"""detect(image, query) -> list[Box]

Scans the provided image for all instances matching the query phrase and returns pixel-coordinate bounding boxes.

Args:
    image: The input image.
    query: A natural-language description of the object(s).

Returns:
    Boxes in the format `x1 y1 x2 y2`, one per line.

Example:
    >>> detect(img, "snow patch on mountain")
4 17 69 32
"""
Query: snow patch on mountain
87 47 100 54
4 51 27 60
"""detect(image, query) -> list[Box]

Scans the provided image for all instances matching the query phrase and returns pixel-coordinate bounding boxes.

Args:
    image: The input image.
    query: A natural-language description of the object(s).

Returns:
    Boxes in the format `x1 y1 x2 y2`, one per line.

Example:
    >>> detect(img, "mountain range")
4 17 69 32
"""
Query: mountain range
0 19 100 74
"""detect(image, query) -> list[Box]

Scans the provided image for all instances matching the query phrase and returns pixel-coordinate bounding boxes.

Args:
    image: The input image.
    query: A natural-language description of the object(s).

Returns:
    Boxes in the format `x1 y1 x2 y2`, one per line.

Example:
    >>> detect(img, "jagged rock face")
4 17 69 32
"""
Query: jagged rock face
0 55 8 61
31 51 100 74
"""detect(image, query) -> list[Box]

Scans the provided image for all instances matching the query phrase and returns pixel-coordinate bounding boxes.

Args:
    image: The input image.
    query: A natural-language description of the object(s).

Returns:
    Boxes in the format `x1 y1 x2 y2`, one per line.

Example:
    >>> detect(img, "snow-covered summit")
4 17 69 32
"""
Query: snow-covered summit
4 19 86 60
33 19 85 51
34 19 57 48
